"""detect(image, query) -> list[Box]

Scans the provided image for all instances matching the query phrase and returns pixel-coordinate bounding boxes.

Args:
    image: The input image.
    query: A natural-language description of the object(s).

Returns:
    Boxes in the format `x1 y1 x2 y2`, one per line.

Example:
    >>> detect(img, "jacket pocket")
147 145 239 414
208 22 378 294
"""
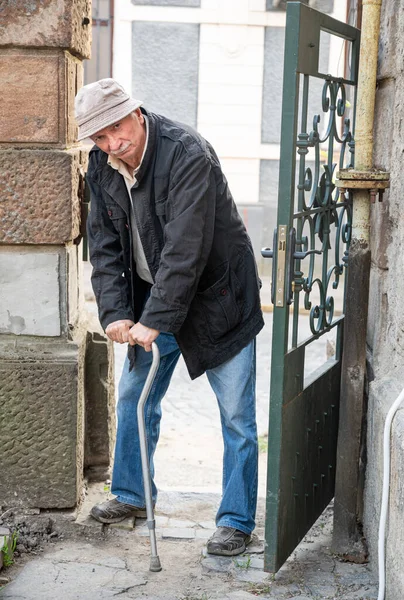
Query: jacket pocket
196 263 243 343
105 204 131 264
106 204 127 220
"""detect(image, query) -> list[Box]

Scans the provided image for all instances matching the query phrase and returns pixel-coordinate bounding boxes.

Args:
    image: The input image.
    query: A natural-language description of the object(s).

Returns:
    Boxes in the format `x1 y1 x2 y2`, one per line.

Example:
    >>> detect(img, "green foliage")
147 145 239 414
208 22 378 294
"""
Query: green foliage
258 434 268 453
1 531 18 568
233 554 251 569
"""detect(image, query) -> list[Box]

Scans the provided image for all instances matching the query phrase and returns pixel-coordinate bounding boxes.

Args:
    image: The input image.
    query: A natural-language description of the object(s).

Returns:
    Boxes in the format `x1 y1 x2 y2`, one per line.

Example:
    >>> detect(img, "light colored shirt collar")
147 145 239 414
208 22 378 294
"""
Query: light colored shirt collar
107 114 149 183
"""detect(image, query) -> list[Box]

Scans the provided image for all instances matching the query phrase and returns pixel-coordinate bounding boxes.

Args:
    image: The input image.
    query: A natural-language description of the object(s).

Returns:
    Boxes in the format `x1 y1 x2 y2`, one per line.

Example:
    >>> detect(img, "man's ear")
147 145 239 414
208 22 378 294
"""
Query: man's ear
135 108 144 124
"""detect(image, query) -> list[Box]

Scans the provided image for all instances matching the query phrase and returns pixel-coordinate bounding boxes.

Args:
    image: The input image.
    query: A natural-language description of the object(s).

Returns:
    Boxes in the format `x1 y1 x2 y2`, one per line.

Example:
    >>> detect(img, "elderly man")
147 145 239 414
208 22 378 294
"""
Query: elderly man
75 79 264 556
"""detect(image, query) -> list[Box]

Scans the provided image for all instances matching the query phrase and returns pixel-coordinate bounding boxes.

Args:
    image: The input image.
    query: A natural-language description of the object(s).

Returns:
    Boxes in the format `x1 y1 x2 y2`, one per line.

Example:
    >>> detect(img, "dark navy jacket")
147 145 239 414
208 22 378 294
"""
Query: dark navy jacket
86 109 264 379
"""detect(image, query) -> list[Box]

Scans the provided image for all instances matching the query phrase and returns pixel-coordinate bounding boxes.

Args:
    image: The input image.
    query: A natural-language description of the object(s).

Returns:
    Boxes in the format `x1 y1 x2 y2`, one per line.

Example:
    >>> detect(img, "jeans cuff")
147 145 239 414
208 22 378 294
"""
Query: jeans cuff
216 519 253 535
116 494 144 508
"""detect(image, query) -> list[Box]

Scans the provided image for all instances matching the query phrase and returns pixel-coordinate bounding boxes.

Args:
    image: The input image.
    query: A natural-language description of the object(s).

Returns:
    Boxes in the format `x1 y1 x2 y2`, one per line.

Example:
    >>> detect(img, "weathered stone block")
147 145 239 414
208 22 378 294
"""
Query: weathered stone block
84 316 116 482
0 49 82 147
378 0 404 80
0 148 86 244
0 251 60 336
0 0 91 60
0 342 84 508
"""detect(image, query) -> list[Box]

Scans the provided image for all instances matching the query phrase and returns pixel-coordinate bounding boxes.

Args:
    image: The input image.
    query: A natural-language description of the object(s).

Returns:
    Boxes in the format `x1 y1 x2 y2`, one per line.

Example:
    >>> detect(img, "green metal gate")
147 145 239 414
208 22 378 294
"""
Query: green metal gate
262 2 361 573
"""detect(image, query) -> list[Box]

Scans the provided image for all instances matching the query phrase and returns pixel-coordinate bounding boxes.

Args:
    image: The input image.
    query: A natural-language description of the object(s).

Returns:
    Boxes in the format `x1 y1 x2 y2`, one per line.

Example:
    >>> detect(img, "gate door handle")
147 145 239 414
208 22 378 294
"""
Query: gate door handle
294 249 322 259
262 227 323 307
286 228 322 305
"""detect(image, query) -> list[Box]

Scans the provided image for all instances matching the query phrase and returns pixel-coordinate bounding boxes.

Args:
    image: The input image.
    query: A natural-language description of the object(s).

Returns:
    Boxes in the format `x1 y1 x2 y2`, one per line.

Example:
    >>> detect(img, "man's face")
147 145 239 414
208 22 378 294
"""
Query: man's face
91 109 146 168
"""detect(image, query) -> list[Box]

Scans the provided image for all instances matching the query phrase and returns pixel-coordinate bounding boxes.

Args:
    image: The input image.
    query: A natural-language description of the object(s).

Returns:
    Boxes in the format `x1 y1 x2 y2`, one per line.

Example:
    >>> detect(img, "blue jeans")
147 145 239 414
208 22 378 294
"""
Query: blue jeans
111 333 258 534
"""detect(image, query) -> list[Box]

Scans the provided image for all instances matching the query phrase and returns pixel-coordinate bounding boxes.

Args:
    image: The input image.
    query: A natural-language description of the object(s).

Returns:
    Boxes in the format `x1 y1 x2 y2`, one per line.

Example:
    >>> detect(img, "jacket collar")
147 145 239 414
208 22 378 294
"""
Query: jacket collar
135 108 157 184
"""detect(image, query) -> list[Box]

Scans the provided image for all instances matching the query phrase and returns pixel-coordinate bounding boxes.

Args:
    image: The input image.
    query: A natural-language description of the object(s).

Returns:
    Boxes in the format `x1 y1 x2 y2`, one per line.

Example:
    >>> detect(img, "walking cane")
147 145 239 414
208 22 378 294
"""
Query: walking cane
136 341 162 572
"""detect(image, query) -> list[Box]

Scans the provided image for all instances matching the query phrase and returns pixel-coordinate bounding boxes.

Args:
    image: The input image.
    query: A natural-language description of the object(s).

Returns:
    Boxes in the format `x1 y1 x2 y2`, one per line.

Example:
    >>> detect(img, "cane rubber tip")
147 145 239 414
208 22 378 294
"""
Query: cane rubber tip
149 556 162 572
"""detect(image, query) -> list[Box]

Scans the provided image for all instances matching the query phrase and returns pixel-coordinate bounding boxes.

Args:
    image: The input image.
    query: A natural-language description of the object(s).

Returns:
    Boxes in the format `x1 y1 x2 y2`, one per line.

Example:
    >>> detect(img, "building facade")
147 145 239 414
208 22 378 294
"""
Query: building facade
85 0 346 272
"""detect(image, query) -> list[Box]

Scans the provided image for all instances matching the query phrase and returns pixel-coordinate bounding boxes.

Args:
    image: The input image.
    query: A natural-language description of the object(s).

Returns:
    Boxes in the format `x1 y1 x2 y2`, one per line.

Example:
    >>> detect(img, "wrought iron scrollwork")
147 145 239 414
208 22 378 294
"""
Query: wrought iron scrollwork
292 76 354 345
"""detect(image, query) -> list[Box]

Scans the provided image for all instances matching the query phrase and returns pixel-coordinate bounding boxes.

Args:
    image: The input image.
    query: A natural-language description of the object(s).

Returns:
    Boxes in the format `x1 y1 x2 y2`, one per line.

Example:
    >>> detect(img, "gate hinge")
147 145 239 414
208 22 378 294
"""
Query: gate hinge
335 169 390 203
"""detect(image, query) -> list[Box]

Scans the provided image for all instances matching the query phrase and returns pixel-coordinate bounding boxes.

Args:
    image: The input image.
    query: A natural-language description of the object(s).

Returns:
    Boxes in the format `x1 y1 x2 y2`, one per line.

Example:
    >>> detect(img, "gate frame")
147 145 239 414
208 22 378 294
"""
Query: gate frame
264 1 361 573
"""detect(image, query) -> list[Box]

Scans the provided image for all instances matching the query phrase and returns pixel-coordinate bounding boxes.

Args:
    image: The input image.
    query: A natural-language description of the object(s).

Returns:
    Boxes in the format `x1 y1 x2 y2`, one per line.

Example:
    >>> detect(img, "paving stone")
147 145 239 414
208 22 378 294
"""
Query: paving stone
166 518 196 528
134 518 147 528
109 516 135 530
135 515 169 530
195 528 214 539
342 586 379 599
136 528 162 538
334 561 376 586
233 568 272 584
233 555 254 569
161 527 195 540
246 556 264 570
201 555 234 574
303 583 337 598
269 584 302 597
198 520 216 529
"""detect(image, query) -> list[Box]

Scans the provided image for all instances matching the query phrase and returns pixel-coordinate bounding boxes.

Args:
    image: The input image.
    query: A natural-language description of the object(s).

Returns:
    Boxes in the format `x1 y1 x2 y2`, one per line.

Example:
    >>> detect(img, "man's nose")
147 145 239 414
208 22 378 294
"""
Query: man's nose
109 136 121 151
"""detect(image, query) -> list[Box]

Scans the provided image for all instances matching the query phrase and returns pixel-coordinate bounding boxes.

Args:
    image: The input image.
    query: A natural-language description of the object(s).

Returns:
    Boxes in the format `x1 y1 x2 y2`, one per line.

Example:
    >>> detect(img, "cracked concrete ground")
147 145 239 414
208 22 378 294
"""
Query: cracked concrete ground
0 498 378 599
0 275 378 599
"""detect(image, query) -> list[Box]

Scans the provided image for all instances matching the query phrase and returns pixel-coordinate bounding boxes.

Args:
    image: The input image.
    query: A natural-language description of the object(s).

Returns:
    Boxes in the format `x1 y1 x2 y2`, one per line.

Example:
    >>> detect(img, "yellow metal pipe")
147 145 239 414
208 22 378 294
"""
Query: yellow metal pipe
333 0 385 559
352 0 383 242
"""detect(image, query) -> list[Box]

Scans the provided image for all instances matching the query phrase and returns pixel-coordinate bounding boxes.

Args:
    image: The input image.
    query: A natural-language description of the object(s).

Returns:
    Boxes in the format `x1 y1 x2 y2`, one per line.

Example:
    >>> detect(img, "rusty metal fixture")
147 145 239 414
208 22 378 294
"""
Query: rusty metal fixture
336 168 390 203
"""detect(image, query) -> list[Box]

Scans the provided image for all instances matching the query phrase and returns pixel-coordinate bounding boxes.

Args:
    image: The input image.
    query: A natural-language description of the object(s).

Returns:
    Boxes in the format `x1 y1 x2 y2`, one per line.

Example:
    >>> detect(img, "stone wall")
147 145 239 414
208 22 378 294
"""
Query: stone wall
0 0 115 510
363 1 404 598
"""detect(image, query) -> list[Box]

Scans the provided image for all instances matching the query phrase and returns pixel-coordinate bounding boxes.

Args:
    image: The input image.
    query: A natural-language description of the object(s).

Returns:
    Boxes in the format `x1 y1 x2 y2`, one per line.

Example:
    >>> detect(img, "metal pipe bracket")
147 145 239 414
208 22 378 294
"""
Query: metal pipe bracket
336 168 390 203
